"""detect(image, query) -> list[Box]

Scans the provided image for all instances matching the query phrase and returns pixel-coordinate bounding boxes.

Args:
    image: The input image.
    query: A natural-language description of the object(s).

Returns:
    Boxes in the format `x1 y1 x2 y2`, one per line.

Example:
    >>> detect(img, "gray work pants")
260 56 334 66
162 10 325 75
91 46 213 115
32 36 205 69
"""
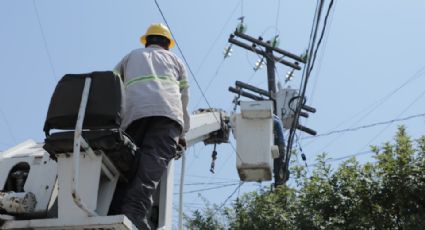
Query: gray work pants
111 116 181 230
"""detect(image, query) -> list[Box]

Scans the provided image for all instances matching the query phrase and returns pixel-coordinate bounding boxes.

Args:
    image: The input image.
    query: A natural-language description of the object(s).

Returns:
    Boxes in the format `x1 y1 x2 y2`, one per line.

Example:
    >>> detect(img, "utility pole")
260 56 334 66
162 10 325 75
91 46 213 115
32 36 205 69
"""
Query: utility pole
265 46 276 109
228 30 311 186
228 32 304 103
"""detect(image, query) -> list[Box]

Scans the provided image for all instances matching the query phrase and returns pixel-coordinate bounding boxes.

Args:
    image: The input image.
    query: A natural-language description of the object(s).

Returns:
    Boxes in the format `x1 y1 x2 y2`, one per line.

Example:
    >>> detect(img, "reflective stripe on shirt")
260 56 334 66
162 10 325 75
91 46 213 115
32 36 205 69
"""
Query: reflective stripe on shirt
125 75 178 88
125 74 189 90
179 79 189 89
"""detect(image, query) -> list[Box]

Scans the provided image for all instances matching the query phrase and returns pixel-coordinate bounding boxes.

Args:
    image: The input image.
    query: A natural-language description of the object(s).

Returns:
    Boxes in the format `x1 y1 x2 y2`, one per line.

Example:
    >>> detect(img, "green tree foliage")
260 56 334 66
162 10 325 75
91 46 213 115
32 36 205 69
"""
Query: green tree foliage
185 126 425 229
185 209 225 230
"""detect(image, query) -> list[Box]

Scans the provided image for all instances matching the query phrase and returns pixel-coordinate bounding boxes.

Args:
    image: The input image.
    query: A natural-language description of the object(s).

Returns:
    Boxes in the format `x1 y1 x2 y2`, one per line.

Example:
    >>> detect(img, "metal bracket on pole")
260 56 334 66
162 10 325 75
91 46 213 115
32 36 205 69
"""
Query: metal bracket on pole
235 81 271 98
228 36 301 70
229 86 265 101
233 31 306 64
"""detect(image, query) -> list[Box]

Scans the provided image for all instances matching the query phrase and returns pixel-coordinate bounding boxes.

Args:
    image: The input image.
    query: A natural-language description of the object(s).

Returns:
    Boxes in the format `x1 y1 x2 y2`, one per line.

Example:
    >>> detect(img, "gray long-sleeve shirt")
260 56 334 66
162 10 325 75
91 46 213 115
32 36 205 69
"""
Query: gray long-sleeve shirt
114 45 190 134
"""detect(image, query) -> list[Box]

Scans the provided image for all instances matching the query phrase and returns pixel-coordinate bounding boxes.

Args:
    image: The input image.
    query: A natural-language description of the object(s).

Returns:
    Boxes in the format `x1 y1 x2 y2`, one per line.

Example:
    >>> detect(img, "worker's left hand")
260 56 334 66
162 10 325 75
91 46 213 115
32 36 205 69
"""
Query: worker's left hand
178 137 187 150
174 137 186 160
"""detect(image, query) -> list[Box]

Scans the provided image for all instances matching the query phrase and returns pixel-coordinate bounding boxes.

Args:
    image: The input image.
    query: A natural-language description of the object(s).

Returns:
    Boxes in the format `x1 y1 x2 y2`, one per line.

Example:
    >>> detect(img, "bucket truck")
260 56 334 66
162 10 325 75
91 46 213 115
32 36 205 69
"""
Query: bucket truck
0 70 292 229
0 71 230 229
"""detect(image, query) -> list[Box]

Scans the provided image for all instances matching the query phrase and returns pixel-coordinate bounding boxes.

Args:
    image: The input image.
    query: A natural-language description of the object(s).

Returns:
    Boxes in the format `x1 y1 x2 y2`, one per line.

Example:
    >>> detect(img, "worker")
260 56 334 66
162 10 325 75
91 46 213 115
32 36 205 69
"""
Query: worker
111 23 190 230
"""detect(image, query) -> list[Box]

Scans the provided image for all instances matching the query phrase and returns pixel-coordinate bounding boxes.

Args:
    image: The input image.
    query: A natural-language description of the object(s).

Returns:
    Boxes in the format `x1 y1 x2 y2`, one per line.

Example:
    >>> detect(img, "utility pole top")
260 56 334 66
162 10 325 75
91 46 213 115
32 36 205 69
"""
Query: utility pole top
228 30 305 186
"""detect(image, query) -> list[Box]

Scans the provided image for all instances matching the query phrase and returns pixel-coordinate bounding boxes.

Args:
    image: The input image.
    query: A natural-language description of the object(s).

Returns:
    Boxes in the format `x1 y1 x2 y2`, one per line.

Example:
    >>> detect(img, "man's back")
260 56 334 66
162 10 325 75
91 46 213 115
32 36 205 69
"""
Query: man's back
115 45 189 131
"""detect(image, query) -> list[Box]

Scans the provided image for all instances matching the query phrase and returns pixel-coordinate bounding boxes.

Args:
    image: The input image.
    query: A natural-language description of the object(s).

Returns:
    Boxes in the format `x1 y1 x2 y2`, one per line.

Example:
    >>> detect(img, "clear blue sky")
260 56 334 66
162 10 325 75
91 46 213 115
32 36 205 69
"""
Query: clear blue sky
1 0 425 227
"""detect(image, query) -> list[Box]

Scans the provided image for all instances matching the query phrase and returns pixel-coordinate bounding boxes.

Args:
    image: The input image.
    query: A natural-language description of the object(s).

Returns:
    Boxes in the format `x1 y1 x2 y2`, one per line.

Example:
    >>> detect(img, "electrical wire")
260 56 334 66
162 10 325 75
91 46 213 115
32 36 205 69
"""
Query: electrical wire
192 0 242 107
175 181 240 186
308 0 335 75
247 69 259 82
304 12 424 152
300 1 337 148
183 174 240 180
229 141 243 161
305 65 425 150
153 0 216 114
328 65 425 136
153 0 245 165
193 59 226 108
182 203 206 208
305 150 373 167
33 0 56 82
286 0 325 173
349 69 425 129
174 182 240 195
303 0 324 75
284 0 337 185
307 0 337 104
301 0 337 142
184 145 213 183
303 112 425 139
212 182 244 215
186 143 207 170
194 0 241 75
359 89 425 151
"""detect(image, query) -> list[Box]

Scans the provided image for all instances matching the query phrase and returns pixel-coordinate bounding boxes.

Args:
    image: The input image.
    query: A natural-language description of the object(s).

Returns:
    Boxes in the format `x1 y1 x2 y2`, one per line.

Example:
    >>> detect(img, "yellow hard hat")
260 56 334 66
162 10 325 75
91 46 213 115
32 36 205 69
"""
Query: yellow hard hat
140 23 175 49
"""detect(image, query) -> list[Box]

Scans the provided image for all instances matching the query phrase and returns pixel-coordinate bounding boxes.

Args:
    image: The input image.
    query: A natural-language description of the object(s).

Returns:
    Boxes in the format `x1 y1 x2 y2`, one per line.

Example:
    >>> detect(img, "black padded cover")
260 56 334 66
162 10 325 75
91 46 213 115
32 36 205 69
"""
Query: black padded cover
43 130 136 174
43 71 123 134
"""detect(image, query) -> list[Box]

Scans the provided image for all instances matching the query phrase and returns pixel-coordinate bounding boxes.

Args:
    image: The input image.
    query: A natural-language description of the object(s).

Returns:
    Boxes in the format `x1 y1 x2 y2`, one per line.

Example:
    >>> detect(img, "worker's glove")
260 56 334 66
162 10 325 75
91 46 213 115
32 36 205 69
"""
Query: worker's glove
175 137 187 160
178 137 187 149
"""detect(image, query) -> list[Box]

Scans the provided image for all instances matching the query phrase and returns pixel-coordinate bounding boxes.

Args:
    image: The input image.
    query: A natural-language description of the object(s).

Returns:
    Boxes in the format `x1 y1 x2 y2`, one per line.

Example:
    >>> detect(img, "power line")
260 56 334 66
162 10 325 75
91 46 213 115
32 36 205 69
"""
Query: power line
33 0 56 82
184 144 215 183
303 0 324 77
359 90 425 151
325 65 425 136
182 174 240 181
213 182 244 215
192 1 241 107
182 203 206 208
310 91 425 156
285 0 337 185
186 143 207 169
194 0 241 75
174 182 240 195
305 64 425 150
305 150 373 168
193 59 226 108
153 0 216 112
153 0 244 163
306 0 338 106
247 69 258 83
304 112 425 139
287 0 324 153
308 0 335 75
345 66 425 131
174 181 239 186
210 146 235 176
286 0 328 171
302 0 338 147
